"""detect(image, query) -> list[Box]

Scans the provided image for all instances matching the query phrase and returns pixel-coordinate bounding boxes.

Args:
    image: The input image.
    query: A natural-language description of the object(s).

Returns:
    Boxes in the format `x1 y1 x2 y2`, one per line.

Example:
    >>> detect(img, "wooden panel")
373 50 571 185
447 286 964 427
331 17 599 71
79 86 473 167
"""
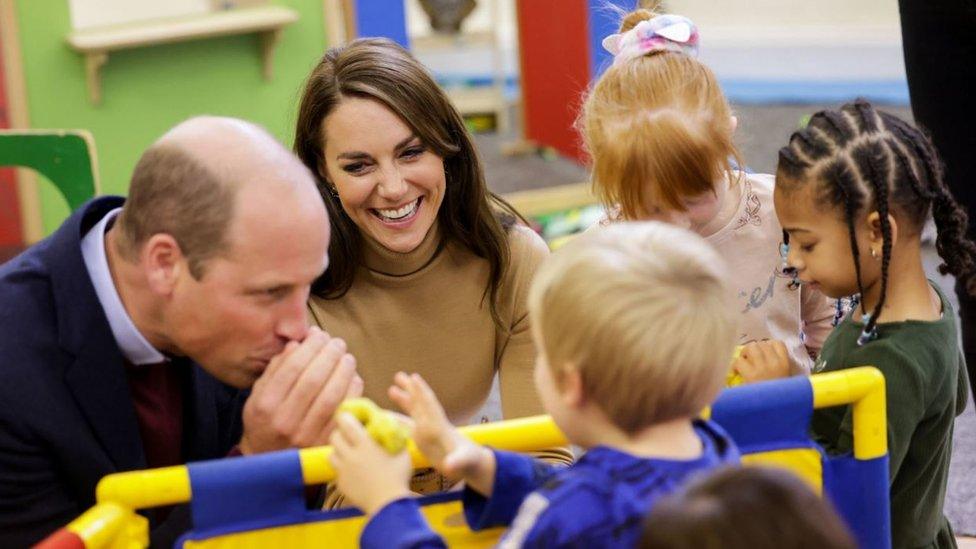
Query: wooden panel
0 0 39 244
68 0 210 31
0 15 22 246
515 0 589 162
67 6 299 51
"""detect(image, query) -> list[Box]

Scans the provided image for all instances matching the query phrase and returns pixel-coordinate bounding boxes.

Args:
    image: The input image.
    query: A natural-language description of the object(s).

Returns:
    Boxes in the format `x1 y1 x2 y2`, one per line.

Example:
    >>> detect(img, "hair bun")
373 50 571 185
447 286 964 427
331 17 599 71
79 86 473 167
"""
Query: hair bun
620 6 659 32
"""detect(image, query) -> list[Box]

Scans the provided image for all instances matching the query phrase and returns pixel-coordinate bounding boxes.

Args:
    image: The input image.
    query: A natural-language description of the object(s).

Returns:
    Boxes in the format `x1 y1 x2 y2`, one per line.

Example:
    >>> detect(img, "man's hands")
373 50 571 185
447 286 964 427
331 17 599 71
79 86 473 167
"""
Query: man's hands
733 339 791 383
240 327 363 454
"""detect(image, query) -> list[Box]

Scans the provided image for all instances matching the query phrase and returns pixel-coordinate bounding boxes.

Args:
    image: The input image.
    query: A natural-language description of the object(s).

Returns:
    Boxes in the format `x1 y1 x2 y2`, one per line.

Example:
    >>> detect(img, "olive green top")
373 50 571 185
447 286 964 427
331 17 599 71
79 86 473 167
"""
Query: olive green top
812 283 969 549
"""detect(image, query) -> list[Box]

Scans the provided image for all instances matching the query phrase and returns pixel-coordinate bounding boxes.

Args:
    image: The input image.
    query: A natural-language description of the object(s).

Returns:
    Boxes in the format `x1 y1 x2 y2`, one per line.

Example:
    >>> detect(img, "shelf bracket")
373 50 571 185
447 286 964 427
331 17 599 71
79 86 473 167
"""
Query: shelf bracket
84 52 108 106
259 28 282 81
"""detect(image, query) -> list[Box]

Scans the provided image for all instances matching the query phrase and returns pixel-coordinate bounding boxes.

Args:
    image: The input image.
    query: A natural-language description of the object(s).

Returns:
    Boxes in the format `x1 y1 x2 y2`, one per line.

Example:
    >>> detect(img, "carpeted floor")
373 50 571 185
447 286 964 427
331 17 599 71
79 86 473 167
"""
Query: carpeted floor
474 102 975 535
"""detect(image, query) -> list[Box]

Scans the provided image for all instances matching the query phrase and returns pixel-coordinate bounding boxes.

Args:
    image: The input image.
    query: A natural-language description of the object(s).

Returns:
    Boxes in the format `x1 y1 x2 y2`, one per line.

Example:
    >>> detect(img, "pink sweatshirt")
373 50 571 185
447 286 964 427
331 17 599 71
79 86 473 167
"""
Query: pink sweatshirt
704 173 835 373
594 172 836 373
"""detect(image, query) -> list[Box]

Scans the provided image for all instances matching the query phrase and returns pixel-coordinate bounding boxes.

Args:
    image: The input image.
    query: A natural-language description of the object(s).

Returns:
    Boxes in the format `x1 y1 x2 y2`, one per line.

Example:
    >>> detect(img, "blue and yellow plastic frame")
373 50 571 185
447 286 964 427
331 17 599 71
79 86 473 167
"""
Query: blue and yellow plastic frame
37 367 889 549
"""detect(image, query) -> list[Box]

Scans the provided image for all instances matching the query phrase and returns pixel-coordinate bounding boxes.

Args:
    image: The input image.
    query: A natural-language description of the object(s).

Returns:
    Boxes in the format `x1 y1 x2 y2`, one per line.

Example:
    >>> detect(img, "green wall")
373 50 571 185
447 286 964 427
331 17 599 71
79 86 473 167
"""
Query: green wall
17 0 328 233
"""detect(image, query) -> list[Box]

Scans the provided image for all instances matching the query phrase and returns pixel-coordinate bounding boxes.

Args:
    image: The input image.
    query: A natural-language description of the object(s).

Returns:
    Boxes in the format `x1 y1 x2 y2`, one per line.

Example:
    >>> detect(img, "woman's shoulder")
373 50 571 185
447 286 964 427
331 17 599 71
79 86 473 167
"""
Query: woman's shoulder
507 223 550 263
495 224 550 301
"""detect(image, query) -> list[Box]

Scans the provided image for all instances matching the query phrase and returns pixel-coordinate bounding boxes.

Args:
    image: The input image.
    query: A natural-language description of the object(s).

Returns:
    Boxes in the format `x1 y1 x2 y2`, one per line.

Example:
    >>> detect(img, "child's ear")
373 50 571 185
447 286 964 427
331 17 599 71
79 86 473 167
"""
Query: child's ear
865 211 900 255
558 367 586 408
730 115 738 134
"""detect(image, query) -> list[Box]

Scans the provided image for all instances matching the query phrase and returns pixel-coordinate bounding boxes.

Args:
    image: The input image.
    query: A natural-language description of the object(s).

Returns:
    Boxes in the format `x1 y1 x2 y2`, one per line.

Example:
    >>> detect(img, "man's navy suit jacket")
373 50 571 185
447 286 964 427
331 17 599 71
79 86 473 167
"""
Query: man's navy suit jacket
0 197 245 546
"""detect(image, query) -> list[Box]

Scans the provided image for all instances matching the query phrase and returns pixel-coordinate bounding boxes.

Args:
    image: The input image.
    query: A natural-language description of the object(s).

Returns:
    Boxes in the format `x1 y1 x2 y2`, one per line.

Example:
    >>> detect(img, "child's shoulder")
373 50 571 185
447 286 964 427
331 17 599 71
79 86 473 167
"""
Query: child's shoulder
710 171 781 247
742 171 776 194
503 464 620 546
832 316 955 394
736 172 777 214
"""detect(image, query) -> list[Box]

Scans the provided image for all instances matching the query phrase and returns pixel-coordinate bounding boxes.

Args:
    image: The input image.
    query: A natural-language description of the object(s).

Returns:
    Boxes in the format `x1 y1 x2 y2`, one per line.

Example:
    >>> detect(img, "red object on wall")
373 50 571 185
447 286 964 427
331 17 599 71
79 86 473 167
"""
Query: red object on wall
516 0 590 163
0 23 24 247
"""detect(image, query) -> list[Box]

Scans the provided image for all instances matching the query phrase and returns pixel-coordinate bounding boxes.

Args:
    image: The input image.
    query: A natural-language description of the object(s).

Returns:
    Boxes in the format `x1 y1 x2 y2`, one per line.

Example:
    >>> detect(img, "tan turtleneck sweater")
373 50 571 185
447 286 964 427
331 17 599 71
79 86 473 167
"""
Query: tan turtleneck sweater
309 222 572 475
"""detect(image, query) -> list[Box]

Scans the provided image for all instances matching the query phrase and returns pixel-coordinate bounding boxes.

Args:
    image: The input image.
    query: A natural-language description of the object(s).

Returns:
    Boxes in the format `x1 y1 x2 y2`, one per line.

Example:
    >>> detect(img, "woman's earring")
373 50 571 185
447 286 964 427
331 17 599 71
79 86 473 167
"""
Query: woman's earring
328 185 340 199
870 248 880 261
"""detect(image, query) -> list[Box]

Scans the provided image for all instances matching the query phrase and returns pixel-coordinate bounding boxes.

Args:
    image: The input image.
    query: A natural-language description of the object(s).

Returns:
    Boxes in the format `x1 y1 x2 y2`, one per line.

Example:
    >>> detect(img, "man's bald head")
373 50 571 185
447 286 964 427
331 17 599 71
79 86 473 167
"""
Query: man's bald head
116 116 322 278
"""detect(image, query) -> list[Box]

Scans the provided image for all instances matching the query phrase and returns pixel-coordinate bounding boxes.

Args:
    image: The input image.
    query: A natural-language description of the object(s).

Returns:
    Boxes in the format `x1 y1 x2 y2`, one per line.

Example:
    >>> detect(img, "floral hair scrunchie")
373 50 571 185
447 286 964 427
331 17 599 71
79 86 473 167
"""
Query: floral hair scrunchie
602 14 700 66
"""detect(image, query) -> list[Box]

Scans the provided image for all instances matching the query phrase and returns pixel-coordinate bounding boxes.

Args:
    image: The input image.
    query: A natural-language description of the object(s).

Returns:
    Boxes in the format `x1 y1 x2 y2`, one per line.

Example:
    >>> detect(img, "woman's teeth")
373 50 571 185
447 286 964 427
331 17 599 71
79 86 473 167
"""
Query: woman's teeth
376 198 419 221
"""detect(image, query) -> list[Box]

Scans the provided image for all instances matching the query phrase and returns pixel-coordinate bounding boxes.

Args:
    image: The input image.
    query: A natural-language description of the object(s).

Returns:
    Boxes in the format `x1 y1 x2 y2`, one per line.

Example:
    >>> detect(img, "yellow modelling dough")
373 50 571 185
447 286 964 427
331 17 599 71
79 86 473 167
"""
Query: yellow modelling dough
338 398 409 454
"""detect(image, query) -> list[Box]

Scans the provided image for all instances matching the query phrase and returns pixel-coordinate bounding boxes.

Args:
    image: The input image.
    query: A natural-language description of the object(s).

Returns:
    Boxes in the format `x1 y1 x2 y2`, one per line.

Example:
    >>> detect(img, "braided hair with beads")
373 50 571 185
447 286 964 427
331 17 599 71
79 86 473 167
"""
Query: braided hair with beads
777 99 976 345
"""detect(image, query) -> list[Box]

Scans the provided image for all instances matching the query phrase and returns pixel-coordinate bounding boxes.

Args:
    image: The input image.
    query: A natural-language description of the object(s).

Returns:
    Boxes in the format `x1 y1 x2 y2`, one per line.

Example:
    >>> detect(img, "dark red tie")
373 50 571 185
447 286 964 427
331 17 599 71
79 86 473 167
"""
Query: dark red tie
123 359 185 469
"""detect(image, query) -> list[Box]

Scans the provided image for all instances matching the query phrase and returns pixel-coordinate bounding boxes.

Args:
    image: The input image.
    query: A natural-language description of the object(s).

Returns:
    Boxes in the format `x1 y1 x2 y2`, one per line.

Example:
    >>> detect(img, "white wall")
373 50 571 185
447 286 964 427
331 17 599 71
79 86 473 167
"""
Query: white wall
406 0 905 83
67 0 211 30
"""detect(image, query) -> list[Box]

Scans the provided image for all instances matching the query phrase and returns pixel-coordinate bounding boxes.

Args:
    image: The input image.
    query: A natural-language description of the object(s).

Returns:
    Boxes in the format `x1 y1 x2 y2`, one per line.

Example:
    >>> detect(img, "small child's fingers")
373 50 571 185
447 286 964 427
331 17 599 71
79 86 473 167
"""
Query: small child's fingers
329 424 352 454
401 375 433 413
336 412 367 445
393 371 412 392
388 385 414 414
739 341 766 363
410 374 445 414
387 411 415 430
772 340 790 366
733 347 758 369
749 342 771 366
329 429 350 461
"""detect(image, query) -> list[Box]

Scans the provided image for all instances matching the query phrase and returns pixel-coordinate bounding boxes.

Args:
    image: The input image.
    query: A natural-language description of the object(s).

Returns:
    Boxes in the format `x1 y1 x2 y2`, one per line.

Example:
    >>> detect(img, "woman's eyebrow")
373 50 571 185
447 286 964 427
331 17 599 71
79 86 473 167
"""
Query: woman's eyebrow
336 135 418 161
394 135 419 151
336 151 370 161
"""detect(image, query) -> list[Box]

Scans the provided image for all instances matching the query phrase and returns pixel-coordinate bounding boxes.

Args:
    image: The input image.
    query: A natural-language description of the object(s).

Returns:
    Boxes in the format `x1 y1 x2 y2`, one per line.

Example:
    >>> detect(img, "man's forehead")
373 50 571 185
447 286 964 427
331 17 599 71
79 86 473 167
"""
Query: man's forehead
213 240 328 284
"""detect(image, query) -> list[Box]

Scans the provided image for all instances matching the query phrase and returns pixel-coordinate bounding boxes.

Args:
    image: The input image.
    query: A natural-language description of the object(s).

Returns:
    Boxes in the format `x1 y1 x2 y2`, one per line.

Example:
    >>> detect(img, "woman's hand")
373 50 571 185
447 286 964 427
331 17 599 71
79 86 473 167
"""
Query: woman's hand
329 412 413 516
389 372 497 496
733 339 792 383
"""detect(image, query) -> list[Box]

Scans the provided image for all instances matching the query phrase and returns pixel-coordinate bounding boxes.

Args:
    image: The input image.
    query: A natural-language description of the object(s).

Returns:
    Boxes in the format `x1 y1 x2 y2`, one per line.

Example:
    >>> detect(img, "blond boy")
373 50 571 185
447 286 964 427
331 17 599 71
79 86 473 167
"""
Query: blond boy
330 222 742 548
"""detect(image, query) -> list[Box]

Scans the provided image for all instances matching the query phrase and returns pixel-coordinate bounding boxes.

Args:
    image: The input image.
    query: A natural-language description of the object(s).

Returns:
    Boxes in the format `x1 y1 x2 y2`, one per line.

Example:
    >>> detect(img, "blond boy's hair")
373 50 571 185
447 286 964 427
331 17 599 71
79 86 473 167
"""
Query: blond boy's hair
528 222 737 434
577 8 743 221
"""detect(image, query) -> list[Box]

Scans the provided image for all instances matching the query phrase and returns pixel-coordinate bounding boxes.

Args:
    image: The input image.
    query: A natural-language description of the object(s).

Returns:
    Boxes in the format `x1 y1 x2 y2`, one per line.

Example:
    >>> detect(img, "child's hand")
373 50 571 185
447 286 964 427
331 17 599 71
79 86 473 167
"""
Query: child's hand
733 340 791 383
329 412 413 515
389 372 496 495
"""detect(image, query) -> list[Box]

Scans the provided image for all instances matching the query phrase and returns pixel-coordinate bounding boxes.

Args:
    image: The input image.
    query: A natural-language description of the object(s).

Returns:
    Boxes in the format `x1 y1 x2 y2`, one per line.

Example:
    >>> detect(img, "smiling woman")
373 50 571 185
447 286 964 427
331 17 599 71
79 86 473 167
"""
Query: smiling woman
293 38 572 500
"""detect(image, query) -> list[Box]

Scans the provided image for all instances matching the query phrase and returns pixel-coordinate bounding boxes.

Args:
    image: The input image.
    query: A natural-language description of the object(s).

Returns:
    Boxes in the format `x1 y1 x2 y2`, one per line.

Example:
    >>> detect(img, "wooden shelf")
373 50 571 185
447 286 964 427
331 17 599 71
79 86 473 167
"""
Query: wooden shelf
503 182 596 218
66 6 299 105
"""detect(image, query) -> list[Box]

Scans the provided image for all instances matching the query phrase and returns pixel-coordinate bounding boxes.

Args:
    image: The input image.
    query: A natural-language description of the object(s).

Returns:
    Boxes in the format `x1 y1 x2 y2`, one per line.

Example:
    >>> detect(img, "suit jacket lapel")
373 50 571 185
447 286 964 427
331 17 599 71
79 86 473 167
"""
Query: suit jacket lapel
64 338 146 472
50 197 146 472
185 362 220 461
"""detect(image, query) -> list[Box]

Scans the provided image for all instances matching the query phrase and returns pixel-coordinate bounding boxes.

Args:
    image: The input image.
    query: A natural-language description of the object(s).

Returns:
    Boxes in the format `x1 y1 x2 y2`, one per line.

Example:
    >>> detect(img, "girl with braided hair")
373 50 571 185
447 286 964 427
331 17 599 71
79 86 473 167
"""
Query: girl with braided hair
770 99 972 549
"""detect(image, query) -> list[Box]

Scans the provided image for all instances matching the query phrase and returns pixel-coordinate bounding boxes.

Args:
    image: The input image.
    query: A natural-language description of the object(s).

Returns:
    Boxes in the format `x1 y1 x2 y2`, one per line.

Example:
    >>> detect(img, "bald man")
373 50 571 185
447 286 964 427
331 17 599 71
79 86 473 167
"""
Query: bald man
0 117 361 546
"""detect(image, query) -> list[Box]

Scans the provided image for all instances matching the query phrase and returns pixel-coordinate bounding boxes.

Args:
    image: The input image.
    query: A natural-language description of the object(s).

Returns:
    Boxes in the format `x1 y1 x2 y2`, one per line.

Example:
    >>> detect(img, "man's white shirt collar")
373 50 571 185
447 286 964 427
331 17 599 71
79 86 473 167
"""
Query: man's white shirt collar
80 208 166 365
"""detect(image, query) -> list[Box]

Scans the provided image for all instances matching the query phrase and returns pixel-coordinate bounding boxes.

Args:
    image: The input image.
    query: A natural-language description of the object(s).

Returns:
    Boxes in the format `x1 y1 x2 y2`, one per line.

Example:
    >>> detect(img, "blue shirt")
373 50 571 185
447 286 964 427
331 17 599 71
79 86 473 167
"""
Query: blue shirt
361 419 739 548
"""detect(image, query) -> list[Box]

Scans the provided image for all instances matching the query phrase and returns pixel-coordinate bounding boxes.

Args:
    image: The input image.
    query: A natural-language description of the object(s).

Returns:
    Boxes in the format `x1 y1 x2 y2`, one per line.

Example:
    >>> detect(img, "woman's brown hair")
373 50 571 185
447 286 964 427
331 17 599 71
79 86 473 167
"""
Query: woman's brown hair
294 38 521 327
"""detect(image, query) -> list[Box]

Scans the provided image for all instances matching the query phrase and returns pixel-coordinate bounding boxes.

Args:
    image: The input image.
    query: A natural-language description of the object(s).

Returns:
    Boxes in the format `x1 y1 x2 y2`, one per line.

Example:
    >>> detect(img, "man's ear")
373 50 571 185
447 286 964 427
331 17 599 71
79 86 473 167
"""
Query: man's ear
142 234 186 296
865 211 900 257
